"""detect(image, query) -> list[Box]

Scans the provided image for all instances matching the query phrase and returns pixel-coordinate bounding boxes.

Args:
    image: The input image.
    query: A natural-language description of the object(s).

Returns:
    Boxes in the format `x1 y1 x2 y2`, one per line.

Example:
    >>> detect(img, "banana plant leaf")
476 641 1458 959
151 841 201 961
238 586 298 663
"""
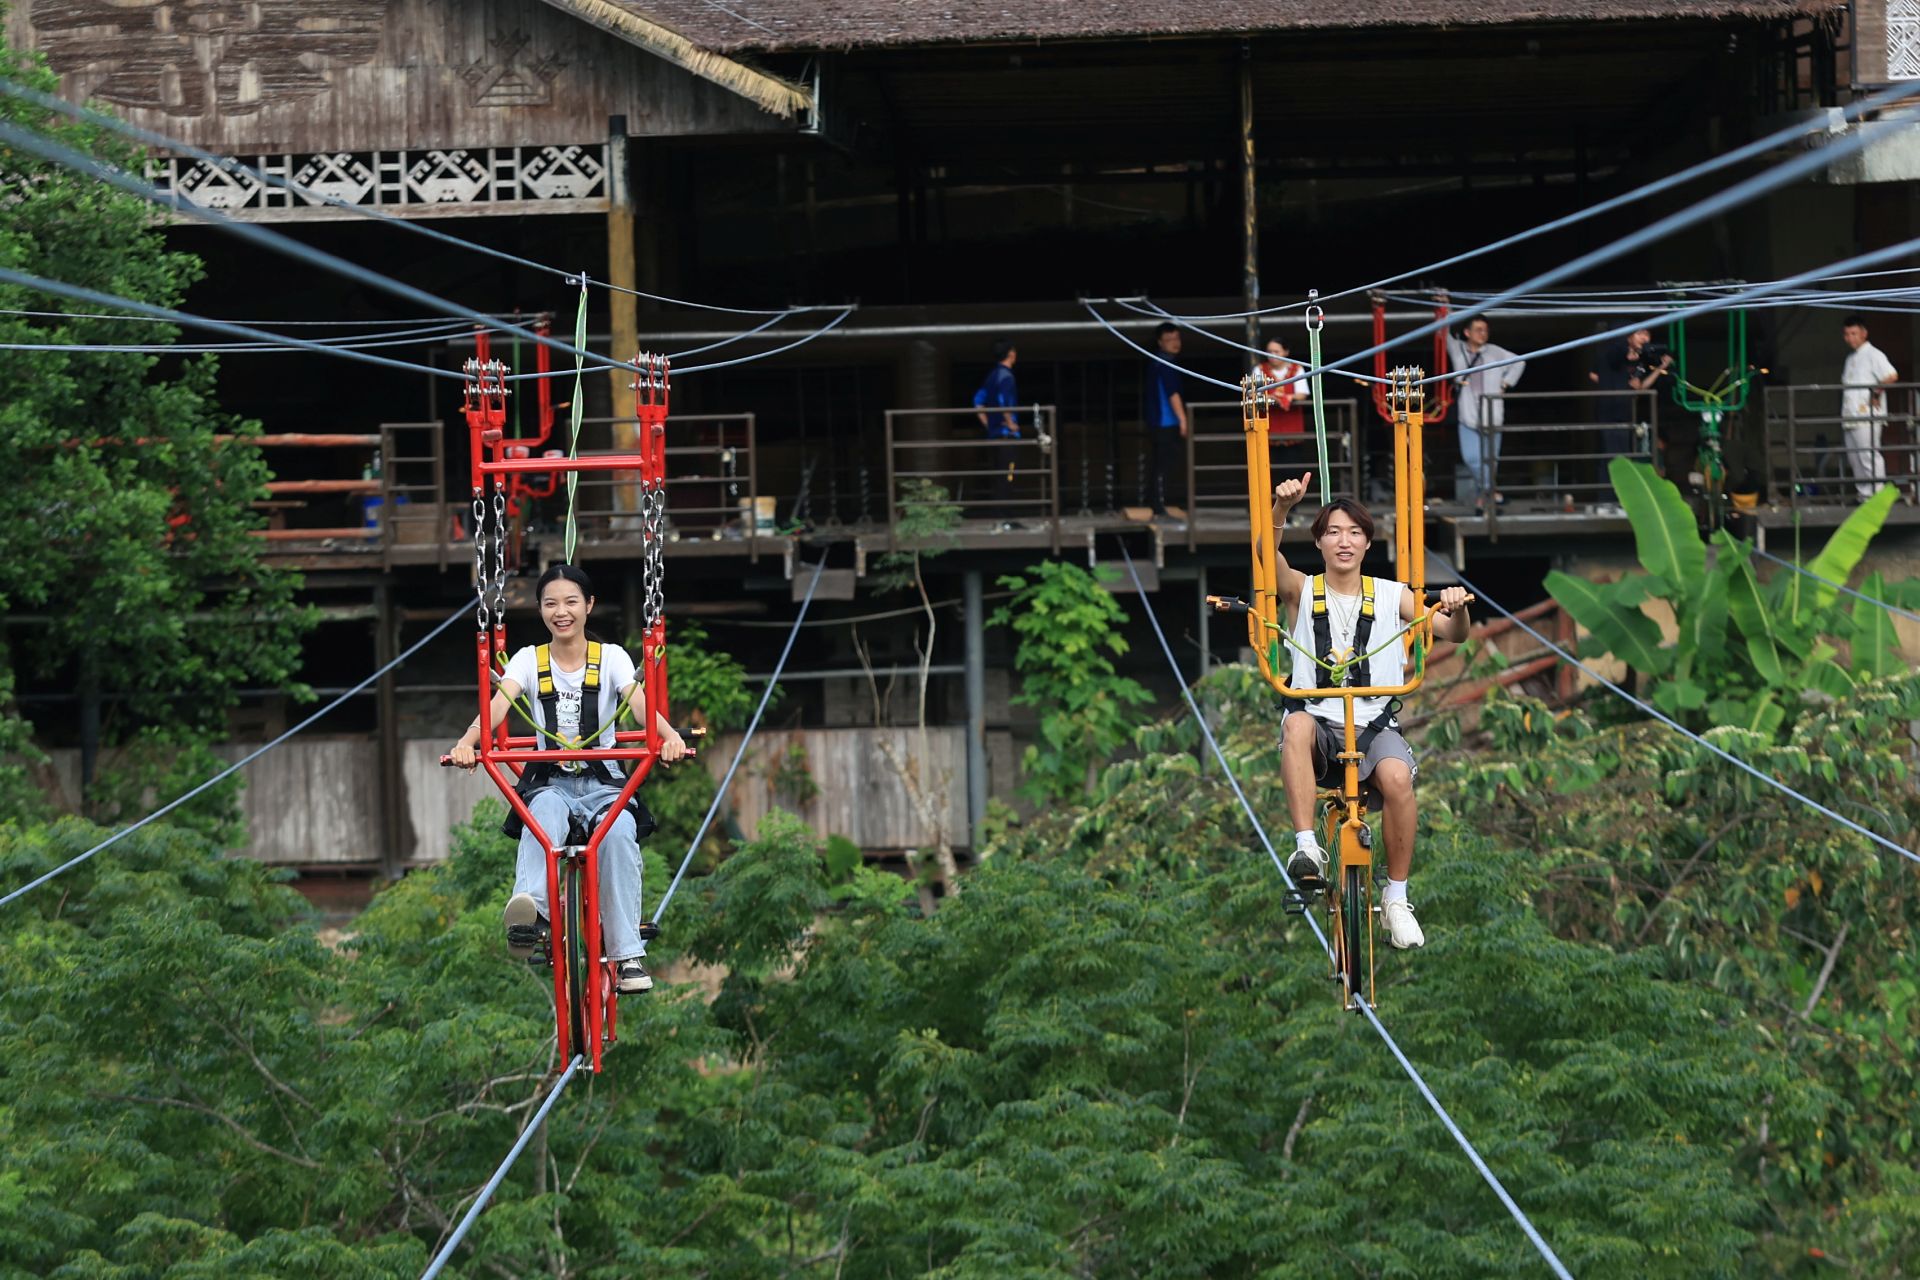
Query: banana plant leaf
1545 569 1671 675
1803 485 1899 615
1611 457 1705 593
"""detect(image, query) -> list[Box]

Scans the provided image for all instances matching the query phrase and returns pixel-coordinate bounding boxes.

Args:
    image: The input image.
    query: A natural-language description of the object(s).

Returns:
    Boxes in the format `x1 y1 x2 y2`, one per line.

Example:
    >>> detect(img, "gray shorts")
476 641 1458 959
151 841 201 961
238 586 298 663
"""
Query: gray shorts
1287 711 1416 802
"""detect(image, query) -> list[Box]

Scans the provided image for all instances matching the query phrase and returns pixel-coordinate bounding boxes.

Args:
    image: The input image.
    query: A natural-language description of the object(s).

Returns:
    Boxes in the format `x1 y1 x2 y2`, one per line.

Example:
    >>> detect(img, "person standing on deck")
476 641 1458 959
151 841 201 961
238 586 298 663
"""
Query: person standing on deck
1144 323 1190 516
1841 315 1900 502
1446 316 1525 506
973 337 1024 529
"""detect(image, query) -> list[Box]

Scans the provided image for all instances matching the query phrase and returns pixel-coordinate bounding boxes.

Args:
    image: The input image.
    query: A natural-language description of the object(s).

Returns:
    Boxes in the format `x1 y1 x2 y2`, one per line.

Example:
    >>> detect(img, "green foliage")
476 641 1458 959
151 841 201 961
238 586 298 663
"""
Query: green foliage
658 619 766 732
3 629 1915 1277
637 620 765 866
991 560 1152 803
767 738 821 808
0 36 308 799
1431 667 1920 1277
872 477 960 594
1545 461 1905 736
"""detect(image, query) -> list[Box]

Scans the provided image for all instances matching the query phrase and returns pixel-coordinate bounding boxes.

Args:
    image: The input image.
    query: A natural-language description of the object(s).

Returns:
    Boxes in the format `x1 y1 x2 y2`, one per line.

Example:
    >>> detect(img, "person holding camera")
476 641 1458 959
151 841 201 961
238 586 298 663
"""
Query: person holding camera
1589 327 1672 464
1446 316 1525 506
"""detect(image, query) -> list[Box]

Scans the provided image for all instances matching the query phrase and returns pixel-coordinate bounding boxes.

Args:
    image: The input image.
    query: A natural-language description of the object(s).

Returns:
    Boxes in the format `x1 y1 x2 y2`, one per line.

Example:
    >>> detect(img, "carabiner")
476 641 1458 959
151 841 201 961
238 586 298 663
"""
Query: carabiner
1305 287 1324 334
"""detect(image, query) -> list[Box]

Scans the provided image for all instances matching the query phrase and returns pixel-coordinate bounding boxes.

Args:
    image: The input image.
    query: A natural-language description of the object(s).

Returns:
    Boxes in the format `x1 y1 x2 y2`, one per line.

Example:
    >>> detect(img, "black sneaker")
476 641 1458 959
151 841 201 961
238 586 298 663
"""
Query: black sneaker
503 892 548 961
616 960 654 994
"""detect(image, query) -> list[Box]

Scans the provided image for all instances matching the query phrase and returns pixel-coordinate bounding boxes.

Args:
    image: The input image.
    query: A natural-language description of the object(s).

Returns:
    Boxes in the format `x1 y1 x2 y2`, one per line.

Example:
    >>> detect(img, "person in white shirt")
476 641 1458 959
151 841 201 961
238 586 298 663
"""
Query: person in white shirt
449 563 687 994
1840 315 1899 502
1269 472 1473 950
1445 316 1526 506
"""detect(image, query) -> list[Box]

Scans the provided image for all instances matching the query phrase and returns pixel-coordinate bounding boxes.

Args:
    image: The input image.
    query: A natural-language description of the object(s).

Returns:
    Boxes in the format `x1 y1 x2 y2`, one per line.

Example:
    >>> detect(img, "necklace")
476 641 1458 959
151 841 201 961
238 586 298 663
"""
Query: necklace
1325 589 1363 668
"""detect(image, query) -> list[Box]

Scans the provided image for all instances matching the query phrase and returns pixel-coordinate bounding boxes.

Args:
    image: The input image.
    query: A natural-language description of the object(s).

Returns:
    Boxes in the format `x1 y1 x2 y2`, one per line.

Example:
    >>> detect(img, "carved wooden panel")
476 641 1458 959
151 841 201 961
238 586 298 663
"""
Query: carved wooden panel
6 0 784 156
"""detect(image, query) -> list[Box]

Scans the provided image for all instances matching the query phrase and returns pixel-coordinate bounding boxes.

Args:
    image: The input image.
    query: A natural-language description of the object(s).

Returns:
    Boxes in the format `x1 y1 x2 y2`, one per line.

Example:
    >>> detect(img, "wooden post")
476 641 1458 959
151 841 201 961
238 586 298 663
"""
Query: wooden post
607 116 641 528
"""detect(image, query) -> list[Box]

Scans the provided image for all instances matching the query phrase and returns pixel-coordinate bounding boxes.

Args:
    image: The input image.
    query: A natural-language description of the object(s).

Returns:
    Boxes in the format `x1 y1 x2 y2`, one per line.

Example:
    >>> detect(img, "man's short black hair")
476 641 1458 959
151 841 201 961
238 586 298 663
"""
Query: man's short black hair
992 338 1015 362
1843 314 1868 330
1155 322 1179 339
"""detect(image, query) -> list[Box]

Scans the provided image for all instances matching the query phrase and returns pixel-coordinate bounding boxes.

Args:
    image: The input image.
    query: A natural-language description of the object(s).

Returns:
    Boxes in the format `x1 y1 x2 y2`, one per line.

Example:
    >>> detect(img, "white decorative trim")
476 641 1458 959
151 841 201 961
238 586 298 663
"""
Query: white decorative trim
148 145 607 219
1890 0 1920 81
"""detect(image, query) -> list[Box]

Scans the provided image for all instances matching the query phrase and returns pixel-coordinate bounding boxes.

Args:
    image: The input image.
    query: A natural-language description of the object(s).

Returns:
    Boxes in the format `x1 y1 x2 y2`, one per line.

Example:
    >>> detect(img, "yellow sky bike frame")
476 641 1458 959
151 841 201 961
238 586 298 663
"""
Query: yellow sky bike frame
1239 366 1434 1009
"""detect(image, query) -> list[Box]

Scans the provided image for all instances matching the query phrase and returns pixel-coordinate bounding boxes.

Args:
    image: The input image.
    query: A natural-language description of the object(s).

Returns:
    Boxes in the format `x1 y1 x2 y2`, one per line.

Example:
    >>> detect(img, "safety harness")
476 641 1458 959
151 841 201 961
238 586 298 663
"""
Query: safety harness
1284 574 1402 760
501 641 655 842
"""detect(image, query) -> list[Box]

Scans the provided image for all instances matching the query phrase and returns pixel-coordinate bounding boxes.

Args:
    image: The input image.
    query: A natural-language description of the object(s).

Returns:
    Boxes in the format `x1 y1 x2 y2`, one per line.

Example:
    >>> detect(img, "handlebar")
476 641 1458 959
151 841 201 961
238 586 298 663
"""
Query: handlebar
442 726 704 768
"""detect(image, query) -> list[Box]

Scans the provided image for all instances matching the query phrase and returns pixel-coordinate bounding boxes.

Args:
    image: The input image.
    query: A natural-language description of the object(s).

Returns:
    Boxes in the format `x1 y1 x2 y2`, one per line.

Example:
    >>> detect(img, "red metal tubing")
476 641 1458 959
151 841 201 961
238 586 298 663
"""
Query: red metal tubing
479 455 646 476
481 746 657 763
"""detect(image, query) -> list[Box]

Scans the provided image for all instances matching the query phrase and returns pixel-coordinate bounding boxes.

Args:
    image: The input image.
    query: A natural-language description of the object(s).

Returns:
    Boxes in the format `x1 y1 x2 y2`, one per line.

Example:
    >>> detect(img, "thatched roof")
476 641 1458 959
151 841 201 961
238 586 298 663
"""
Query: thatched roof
605 0 1838 54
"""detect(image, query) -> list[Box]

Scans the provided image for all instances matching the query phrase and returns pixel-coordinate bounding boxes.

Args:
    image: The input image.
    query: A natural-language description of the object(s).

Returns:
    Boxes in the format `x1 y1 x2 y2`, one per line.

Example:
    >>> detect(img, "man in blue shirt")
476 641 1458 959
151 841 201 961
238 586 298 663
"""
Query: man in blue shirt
973 338 1022 527
1144 323 1189 515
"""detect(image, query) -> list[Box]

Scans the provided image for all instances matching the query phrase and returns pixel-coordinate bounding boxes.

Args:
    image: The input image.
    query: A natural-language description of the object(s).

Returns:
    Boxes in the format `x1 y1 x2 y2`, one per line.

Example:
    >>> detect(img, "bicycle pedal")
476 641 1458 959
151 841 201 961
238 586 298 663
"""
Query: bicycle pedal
527 946 551 968
1281 888 1316 915
637 919 660 943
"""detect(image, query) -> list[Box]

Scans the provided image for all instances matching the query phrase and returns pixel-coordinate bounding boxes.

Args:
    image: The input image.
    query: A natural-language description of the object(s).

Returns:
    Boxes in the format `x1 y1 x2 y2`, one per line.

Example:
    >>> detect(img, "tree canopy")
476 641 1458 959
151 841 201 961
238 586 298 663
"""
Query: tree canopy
7 628 1915 1276
0 37 307 825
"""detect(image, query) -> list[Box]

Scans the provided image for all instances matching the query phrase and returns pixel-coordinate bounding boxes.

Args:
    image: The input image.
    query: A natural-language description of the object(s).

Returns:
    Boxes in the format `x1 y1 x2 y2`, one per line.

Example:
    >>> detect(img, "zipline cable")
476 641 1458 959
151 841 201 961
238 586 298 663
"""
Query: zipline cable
1447 566 1920 866
652 556 828 922
0 265 469 380
1150 79 1920 321
418 1054 585 1280
0 77 818 320
1400 229 1920 390
0 606 469 910
1752 547 1920 624
1114 544 1576 1280
0 309 503 327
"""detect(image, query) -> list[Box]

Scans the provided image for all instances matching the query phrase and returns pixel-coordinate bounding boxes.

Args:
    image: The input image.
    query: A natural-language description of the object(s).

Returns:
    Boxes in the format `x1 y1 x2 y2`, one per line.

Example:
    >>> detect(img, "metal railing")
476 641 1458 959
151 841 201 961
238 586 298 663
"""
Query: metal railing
884 404 1061 551
1185 397 1362 548
558 413 762 558
1763 382 1920 508
1456 388 1660 539
380 421 449 567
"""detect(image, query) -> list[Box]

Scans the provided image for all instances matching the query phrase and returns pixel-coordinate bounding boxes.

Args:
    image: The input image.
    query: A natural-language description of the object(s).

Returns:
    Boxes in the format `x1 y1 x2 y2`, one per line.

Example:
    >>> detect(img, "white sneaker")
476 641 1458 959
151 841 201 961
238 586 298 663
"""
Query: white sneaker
1383 899 1426 949
1286 840 1328 885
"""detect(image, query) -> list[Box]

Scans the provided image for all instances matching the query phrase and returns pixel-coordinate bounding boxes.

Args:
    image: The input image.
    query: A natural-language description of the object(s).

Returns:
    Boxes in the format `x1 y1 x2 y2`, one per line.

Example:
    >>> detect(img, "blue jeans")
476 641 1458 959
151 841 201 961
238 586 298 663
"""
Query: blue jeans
1457 418 1501 501
513 773 647 961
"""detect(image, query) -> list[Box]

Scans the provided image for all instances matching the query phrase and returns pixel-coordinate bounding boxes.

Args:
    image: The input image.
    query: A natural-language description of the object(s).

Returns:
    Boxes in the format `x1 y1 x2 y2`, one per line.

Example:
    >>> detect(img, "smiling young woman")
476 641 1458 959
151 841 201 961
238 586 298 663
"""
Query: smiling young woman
447 562 687 993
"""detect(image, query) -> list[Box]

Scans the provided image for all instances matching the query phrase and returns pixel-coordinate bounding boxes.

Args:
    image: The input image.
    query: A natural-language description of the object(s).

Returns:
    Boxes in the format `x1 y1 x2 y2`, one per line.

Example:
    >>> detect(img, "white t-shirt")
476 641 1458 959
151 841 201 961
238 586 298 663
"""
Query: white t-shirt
1842 341 1897 420
1289 577 1408 726
502 643 638 769
1445 334 1525 429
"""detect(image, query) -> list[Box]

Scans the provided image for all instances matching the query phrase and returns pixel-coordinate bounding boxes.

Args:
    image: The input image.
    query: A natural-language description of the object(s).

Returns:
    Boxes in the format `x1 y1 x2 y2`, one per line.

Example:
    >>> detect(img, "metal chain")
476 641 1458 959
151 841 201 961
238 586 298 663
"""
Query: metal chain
643 484 666 631
472 493 490 632
490 483 508 623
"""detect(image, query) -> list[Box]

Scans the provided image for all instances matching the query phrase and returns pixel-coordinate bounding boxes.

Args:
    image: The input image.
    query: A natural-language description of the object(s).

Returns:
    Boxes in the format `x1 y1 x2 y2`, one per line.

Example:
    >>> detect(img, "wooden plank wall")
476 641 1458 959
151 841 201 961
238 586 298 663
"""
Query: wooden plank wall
705 728 971 852
39 728 969 867
6 0 784 154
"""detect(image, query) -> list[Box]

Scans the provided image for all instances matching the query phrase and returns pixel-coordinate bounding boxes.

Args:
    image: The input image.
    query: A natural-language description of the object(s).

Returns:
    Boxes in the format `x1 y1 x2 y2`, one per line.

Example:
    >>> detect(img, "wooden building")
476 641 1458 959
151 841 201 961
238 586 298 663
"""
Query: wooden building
13 0 1920 878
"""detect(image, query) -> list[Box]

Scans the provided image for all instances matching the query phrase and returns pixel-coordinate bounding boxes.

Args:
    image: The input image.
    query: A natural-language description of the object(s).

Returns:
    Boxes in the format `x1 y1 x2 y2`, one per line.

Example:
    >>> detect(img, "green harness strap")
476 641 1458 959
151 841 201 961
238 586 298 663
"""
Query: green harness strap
1307 310 1331 505
563 276 589 564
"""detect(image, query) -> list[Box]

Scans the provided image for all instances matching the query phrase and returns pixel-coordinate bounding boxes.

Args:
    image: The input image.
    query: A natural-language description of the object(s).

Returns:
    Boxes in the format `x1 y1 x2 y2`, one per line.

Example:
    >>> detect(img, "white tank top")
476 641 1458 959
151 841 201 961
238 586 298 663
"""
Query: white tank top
1289 575 1408 726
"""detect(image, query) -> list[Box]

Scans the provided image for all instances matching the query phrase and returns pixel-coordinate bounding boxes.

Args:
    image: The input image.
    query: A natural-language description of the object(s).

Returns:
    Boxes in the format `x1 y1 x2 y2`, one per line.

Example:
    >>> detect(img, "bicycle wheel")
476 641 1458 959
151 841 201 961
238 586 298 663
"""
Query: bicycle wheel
561 858 590 1062
1340 864 1367 1009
